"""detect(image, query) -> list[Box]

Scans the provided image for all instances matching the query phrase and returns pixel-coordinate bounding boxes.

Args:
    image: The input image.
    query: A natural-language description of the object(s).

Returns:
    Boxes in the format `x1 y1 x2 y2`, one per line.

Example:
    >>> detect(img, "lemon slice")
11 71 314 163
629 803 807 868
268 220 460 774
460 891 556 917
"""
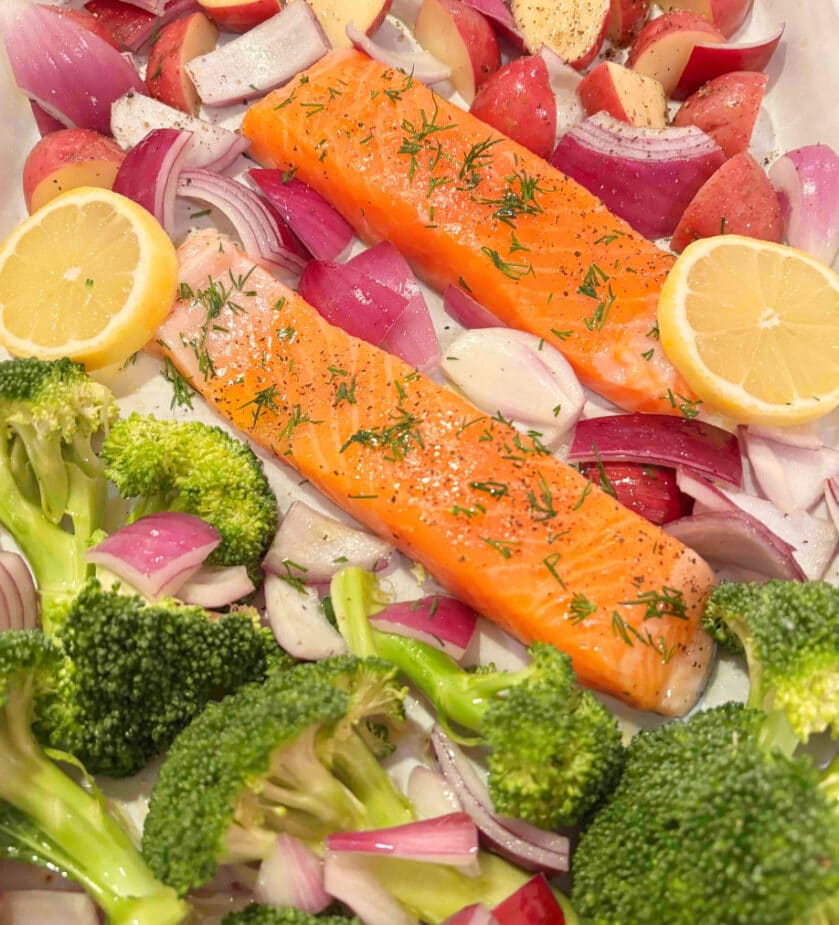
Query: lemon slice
658 235 839 425
0 187 178 370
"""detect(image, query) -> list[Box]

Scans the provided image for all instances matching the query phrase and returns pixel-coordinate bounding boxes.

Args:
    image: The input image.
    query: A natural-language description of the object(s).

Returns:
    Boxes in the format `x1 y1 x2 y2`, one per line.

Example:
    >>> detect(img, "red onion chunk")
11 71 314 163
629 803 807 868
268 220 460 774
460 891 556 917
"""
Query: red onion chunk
264 573 348 660
664 511 805 581
0 551 38 632
349 243 441 372
255 834 330 914
86 512 221 598
185 0 330 107
430 727 570 874
741 427 839 512
113 128 192 233
347 18 452 84
0 891 99 925
177 169 306 276
551 113 725 239
569 414 742 487
327 813 479 867
444 904 499 925
0 860 82 893
578 462 691 525
110 92 249 171
176 565 255 608
390 0 422 26
826 479 839 533
462 0 523 48
443 284 505 330
250 170 354 262
323 852 418 925
492 875 566 925
2 0 144 135
30 101 64 136
407 765 464 819
769 144 839 266
370 595 478 661
264 500 393 582
538 47 584 141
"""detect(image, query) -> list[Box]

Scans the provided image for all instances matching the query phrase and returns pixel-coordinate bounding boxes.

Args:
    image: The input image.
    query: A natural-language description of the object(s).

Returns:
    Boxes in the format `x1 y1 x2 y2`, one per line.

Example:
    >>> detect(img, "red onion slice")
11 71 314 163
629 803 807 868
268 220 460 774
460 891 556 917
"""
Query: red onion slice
85 512 221 599
348 242 440 373
826 479 839 533
177 169 306 276
113 128 192 234
370 595 478 662
551 112 725 239
264 574 348 661
327 813 479 868
444 905 499 925
569 414 742 487
0 860 83 892
185 0 330 107
443 285 505 330
406 765 464 819
577 462 691 525
441 328 585 449
250 170 354 262
0 551 39 632
538 47 583 142
0 891 99 925
30 101 65 137
264 501 393 583
430 727 570 874
664 511 805 581
769 144 839 266
110 92 249 171
176 565 255 608
254 834 331 914
347 19 452 85
2 0 144 135
323 851 418 925
492 875 567 924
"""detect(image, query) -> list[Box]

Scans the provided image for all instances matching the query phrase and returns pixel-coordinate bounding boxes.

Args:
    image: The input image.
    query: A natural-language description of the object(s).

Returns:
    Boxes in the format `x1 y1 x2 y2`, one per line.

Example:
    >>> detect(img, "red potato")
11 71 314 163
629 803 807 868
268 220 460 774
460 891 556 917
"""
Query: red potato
606 0 651 46
470 56 556 158
578 61 666 128
656 0 753 38
414 0 500 104
145 12 218 115
307 0 392 47
673 71 767 157
672 25 783 99
22 128 126 214
196 0 281 32
42 5 121 49
627 10 724 97
85 0 155 50
670 152 783 252
512 0 609 70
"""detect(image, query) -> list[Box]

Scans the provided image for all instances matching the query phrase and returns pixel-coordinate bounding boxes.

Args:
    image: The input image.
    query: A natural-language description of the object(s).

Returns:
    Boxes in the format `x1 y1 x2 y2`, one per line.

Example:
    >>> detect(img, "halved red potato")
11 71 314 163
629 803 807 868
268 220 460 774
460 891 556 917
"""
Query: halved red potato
197 0 281 33
512 0 609 71
578 61 667 128
656 0 753 38
145 12 219 115
308 0 392 47
606 0 650 46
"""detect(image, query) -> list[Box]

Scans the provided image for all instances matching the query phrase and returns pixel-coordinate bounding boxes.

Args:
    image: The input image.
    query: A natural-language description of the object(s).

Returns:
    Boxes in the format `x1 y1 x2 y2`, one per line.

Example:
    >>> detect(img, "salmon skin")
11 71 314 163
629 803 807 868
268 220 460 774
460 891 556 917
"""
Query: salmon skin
242 49 696 416
157 231 714 715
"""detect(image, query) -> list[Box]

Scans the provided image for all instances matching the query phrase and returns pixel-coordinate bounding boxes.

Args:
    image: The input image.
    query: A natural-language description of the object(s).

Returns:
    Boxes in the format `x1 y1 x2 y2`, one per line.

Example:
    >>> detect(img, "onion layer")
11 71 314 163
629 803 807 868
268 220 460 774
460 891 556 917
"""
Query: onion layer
347 17 452 84
255 834 330 914
176 565 255 608
370 595 478 661
443 284 505 330
577 462 691 525
0 891 99 925
407 765 464 819
264 574 348 661
0 551 39 632
323 852 418 925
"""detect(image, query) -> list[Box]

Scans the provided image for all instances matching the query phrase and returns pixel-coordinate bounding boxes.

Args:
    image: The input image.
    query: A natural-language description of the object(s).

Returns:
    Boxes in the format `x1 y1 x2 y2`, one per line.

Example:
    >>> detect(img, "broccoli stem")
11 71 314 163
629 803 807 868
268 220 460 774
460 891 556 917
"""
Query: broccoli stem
331 568 384 658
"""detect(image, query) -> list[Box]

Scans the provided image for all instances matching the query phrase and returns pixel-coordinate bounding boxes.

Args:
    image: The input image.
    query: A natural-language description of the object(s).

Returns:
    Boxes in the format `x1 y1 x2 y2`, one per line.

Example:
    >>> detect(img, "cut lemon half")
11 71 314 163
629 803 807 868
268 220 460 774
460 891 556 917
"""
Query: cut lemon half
0 187 178 370
658 235 839 425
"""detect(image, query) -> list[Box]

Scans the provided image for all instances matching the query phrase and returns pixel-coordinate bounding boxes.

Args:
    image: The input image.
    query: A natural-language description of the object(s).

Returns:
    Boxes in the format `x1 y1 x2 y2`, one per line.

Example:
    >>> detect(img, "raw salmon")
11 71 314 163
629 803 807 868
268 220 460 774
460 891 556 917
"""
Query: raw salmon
242 49 696 416
156 230 714 714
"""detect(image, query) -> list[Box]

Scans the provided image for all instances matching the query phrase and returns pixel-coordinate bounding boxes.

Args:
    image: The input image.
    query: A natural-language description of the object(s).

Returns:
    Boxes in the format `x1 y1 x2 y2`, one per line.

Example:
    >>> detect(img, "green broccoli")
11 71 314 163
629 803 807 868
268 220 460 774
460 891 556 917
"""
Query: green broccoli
35 578 282 777
142 657 534 923
703 580 839 753
221 907 359 925
102 414 278 580
330 567 625 830
0 630 191 925
0 357 115 622
572 703 839 925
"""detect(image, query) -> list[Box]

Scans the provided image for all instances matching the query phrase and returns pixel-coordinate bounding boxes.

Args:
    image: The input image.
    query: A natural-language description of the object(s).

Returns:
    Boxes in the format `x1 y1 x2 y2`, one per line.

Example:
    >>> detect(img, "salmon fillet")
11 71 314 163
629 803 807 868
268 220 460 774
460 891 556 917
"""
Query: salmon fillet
241 49 695 415
156 231 714 714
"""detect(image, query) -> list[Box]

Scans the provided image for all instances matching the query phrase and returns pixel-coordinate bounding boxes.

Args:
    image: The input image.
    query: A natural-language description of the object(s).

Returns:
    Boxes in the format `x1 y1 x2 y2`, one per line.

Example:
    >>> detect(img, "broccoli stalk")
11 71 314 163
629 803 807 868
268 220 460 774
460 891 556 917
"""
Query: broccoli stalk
572 703 839 925
330 567 625 830
703 580 839 754
0 631 190 925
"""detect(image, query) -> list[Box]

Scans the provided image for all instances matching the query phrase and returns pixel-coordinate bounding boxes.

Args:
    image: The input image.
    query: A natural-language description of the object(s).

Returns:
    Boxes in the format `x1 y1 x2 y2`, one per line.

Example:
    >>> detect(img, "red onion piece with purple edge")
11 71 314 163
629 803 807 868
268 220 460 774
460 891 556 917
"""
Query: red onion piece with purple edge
443 284 505 329
370 595 478 661
176 565 255 608
0 551 39 632
255 834 331 914
323 852 418 925
577 462 691 525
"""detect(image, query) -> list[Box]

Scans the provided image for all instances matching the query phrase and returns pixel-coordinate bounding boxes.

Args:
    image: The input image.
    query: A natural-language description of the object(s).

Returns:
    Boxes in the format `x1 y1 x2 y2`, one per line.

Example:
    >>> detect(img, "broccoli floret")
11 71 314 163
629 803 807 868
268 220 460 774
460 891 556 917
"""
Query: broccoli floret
0 358 115 623
331 567 625 830
703 580 839 752
35 578 282 777
0 630 191 925
103 414 278 580
142 657 533 922
572 703 839 925
221 907 359 925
